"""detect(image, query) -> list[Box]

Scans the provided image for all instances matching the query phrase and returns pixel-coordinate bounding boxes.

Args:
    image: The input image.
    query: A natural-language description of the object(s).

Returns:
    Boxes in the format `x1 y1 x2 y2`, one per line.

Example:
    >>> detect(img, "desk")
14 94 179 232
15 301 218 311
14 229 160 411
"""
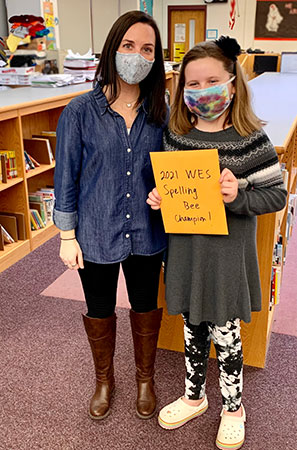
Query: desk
249 72 297 152
157 72 297 368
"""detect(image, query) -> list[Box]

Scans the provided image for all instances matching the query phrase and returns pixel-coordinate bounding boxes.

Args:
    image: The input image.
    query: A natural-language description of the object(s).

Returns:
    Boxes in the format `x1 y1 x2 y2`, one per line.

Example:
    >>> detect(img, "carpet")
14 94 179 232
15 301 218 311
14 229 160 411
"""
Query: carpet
0 236 297 449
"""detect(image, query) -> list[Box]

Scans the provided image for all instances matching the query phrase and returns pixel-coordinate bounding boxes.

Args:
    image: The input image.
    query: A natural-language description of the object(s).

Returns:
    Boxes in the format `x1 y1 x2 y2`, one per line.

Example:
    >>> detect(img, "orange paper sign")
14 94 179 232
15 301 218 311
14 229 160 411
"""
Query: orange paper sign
150 149 228 235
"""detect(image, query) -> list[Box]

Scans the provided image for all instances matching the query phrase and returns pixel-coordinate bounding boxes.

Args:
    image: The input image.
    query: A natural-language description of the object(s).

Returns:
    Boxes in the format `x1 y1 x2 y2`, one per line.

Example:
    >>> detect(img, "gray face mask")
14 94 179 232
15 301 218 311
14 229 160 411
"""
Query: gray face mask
115 51 155 85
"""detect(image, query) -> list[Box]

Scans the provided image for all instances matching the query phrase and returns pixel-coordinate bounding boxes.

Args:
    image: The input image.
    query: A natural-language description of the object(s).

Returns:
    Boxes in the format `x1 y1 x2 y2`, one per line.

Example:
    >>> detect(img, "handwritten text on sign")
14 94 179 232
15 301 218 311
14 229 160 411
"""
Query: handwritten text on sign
150 149 228 234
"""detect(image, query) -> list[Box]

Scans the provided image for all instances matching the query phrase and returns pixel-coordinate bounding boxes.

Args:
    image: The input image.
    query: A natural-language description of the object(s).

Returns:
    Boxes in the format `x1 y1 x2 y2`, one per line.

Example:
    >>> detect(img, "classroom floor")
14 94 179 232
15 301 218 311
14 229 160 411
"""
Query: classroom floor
1 228 297 450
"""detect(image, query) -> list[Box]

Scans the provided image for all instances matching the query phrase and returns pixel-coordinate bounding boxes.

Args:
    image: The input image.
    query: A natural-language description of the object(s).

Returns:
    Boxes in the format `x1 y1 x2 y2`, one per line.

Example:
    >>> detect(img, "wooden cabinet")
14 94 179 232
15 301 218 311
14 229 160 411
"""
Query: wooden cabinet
157 73 297 368
238 53 281 80
0 83 93 272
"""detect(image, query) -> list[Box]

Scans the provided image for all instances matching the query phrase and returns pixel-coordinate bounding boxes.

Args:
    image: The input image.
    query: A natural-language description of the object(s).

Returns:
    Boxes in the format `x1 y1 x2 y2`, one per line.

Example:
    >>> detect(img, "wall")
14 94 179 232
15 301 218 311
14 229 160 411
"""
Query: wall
57 0 92 54
154 0 297 53
57 0 138 54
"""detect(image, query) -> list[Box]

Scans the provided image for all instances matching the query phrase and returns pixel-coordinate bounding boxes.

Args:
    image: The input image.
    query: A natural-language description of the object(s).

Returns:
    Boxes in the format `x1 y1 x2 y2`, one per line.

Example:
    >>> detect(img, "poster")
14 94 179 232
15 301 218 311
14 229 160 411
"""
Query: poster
150 149 228 235
43 1 57 49
255 0 297 40
140 0 153 16
173 42 185 62
174 23 186 42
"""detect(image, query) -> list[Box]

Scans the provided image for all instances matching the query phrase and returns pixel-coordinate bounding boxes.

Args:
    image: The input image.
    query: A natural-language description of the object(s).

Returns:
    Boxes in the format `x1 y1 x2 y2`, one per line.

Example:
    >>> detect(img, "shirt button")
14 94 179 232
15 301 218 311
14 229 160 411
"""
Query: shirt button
127 148 132 153
125 233 130 238
126 214 130 219
126 193 131 198
127 171 131 176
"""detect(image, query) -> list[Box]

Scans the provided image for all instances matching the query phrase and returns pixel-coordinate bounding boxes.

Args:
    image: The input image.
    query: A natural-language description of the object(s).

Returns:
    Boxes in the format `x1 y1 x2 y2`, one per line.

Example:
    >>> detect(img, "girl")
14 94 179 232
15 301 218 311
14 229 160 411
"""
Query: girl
147 36 287 449
54 11 168 421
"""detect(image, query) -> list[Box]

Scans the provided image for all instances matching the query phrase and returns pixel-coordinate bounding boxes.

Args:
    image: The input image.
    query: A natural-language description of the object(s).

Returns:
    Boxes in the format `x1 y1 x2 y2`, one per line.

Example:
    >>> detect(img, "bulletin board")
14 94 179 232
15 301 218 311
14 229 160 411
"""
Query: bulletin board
255 0 297 40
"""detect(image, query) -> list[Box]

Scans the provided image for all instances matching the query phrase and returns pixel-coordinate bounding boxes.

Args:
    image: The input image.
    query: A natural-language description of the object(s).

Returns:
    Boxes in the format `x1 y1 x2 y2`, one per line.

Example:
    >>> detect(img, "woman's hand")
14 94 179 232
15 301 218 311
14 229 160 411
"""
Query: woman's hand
220 168 238 203
60 239 84 270
146 187 162 210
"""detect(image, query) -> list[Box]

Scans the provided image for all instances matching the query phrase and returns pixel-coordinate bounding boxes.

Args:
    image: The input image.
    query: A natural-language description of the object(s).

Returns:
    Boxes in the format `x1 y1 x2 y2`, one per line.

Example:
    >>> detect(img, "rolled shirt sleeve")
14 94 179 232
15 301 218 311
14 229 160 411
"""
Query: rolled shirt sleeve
53 105 83 231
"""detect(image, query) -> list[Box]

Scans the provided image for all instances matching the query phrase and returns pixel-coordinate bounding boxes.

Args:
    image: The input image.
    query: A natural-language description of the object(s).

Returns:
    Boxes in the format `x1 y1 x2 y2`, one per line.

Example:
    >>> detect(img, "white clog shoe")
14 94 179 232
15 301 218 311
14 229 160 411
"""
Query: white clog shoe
158 395 208 430
216 404 246 450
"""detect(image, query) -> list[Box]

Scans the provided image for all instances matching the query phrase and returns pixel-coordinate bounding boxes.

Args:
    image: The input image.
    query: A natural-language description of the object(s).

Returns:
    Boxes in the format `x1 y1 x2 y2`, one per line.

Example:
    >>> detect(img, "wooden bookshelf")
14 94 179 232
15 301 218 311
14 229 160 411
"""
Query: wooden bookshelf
239 53 281 81
0 72 179 273
0 82 93 272
157 73 297 368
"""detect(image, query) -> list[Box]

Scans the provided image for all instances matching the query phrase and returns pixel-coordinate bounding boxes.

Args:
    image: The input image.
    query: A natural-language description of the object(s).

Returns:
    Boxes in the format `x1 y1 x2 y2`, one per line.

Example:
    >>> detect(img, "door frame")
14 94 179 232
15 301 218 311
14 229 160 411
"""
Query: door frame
168 5 207 60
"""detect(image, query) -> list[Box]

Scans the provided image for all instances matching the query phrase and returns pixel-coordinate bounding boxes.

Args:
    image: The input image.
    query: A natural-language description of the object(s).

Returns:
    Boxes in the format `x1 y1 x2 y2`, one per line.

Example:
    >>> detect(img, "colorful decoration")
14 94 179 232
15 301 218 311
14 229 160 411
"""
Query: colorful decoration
43 2 57 50
229 0 236 30
140 0 153 16
6 15 50 53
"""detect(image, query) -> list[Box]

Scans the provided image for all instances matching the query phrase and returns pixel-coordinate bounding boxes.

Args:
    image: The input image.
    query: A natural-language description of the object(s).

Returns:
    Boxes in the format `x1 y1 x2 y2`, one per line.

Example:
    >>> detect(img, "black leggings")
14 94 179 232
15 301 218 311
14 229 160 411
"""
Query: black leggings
78 253 163 318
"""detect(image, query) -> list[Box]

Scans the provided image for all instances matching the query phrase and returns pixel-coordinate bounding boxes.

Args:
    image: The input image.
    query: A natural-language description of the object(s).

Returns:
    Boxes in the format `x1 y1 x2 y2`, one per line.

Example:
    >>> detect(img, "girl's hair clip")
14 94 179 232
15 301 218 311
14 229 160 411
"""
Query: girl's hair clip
214 36 241 62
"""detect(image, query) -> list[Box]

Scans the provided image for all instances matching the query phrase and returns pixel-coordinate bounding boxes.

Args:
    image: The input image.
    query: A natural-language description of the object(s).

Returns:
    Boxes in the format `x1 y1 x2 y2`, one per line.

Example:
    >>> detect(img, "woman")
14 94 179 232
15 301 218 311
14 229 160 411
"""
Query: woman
53 10 168 421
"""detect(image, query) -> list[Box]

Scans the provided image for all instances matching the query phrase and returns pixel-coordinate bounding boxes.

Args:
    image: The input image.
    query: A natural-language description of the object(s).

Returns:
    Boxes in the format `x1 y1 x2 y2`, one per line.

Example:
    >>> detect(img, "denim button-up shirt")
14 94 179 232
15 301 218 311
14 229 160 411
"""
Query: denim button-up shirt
53 84 167 264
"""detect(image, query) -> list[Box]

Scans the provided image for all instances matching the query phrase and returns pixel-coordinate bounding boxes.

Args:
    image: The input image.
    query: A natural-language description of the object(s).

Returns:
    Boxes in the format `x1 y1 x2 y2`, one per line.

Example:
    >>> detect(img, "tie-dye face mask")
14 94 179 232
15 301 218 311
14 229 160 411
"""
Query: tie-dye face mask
183 76 236 121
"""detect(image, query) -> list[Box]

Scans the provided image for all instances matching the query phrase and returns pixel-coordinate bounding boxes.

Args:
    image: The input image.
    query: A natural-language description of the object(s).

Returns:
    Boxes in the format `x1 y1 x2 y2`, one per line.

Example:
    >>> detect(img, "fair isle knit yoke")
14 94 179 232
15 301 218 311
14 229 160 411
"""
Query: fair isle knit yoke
163 127 284 191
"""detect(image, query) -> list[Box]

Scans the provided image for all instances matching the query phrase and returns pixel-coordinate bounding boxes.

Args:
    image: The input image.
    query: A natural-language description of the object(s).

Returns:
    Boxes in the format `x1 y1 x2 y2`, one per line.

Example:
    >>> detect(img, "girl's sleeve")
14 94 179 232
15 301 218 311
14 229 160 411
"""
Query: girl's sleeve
53 105 83 231
225 131 287 217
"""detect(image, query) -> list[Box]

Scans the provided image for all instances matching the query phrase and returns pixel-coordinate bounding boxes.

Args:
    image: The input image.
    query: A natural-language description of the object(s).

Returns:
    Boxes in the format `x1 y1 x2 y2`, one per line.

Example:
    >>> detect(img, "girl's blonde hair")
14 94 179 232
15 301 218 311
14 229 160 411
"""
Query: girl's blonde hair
170 40 262 136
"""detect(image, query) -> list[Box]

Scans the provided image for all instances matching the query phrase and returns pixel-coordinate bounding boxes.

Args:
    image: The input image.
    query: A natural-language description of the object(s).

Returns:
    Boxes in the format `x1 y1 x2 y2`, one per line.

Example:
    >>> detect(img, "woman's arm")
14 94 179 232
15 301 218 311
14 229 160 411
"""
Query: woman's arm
53 105 84 269
59 229 84 270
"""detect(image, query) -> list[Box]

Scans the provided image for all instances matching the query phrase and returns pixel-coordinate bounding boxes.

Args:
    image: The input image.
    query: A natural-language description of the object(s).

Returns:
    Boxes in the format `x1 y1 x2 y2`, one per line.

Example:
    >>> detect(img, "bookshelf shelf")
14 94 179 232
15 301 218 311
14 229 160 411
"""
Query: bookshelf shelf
0 239 30 272
25 163 56 179
31 222 58 251
0 177 23 192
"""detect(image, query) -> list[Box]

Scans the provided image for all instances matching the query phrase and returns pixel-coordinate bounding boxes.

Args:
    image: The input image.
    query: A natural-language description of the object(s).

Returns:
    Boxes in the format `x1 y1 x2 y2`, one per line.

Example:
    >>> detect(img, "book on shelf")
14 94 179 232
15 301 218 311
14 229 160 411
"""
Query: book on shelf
23 138 54 165
0 153 7 183
0 211 26 240
0 227 4 250
29 201 47 226
270 266 281 307
30 209 45 230
32 132 56 158
272 235 283 265
29 187 55 223
0 214 18 244
0 224 15 244
24 150 35 171
0 150 17 179
286 194 297 241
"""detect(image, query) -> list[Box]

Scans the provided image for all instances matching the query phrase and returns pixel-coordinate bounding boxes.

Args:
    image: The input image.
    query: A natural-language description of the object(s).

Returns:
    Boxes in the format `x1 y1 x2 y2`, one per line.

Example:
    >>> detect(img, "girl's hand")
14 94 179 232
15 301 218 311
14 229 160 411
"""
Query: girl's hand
60 239 84 270
219 168 238 203
146 187 162 210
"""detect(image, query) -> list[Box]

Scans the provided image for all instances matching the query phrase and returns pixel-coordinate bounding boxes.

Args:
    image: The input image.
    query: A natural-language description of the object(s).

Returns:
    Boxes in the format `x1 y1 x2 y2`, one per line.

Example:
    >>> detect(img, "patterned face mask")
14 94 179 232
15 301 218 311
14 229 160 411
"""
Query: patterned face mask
115 51 155 85
183 76 236 121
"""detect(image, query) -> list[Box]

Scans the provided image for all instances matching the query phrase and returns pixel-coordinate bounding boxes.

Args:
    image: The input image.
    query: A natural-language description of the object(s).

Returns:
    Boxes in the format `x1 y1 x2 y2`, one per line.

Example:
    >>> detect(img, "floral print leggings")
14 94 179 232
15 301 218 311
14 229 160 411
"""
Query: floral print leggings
182 314 243 412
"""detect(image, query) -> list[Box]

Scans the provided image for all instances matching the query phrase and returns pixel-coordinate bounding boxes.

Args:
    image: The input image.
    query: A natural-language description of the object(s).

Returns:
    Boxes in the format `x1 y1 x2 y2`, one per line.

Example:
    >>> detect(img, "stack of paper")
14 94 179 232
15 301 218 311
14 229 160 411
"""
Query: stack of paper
30 74 74 87
63 48 98 81
0 66 38 85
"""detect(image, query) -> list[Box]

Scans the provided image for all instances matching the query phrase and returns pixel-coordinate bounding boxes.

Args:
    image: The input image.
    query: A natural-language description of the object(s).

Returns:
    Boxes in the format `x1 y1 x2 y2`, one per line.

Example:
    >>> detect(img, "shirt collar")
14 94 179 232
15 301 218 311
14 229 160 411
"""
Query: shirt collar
92 82 148 116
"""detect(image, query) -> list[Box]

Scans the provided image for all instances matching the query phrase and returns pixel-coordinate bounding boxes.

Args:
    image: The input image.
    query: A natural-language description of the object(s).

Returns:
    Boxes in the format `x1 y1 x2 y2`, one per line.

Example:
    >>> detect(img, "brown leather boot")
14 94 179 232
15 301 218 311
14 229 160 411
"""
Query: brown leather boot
82 313 116 420
130 308 163 419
